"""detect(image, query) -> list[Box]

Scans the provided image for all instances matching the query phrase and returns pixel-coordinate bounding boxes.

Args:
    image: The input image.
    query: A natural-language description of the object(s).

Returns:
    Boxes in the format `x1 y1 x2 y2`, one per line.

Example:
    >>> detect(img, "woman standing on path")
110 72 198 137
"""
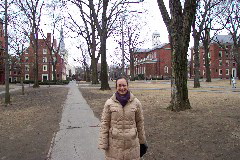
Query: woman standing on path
98 77 147 160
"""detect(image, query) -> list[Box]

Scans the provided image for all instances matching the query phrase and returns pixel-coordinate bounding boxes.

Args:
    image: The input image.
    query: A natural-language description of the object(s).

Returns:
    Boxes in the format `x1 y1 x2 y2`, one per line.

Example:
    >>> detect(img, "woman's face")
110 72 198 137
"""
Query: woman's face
116 78 128 95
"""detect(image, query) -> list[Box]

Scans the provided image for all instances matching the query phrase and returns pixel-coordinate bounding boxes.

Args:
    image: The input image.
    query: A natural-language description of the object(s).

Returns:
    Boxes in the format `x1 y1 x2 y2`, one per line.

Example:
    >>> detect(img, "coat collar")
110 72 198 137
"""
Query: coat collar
111 91 135 103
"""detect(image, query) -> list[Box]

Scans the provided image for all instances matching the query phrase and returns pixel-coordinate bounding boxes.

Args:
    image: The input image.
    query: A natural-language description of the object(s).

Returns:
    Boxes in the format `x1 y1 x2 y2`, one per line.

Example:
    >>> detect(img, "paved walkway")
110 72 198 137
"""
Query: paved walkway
48 81 104 160
0 84 22 95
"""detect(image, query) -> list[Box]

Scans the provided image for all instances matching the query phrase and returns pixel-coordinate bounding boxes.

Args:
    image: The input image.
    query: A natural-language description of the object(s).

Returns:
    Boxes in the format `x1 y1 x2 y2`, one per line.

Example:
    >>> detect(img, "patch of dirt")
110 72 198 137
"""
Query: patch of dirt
0 86 69 160
79 81 240 160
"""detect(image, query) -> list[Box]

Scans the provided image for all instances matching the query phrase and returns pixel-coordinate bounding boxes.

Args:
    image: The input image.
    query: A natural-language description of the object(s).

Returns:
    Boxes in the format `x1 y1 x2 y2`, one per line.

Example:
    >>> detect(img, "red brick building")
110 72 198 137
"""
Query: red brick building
0 19 5 84
133 43 172 79
20 33 66 82
190 35 238 79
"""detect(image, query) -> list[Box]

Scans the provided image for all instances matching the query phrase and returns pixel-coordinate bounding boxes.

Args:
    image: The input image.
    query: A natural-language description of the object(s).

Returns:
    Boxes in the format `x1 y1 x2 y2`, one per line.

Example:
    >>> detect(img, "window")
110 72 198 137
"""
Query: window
25 49 29 54
43 49 47 54
208 52 211 59
226 52 229 58
226 69 229 75
25 74 29 80
219 69 222 75
25 57 29 62
164 66 168 73
233 62 236 66
25 65 29 71
43 57 47 63
14 71 16 75
42 74 48 81
219 51 222 58
43 65 48 71
219 60 222 66
226 60 229 66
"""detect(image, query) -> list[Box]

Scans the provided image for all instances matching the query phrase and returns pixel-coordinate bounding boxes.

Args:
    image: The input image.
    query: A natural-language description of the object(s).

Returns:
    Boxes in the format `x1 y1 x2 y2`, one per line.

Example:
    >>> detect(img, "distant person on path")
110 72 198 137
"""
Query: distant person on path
98 77 148 160
232 77 236 88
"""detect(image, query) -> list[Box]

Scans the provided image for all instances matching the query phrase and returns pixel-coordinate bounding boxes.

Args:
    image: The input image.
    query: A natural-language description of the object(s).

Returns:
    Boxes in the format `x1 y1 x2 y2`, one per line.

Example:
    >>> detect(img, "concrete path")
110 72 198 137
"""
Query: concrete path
49 81 104 160
0 85 22 95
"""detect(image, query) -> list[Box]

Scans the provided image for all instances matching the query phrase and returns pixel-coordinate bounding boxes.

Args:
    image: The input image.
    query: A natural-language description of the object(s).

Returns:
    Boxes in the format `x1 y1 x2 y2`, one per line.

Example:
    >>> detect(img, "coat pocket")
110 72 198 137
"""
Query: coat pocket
126 128 137 140
111 127 119 139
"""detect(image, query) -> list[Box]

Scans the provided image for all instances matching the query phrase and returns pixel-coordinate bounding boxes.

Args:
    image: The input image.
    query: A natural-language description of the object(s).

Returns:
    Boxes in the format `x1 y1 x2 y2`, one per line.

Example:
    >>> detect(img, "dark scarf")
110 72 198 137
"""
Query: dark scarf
115 91 130 107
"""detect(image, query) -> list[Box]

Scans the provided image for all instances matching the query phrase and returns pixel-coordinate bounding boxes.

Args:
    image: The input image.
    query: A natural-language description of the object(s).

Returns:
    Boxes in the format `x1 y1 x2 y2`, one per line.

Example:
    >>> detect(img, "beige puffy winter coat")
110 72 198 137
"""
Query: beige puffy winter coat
98 92 146 160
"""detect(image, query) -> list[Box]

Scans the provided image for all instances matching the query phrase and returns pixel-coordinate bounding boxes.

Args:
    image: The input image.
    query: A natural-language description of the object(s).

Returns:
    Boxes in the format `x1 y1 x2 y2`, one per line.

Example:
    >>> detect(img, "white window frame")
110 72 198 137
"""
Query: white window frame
164 66 168 73
42 74 49 81
208 52 211 58
43 65 48 71
25 57 29 62
43 57 47 63
43 49 47 54
226 69 229 75
226 60 229 66
219 51 222 57
25 65 30 71
219 69 222 75
219 60 222 66
25 74 29 80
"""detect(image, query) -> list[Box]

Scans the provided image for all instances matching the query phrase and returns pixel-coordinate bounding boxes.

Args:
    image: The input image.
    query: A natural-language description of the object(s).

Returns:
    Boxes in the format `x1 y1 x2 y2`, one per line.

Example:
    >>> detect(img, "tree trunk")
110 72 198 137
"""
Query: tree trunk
100 0 110 90
21 45 25 94
33 26 39 88
4 0 10 104
53 62 57 82
21 76 25 95
100 32 110 90
130 50 135 81
168 35 191 111
193 34 201 88
204 44 211 82
203 28 211 82
91 58 99 84
237 63 240 80
158 0 196 111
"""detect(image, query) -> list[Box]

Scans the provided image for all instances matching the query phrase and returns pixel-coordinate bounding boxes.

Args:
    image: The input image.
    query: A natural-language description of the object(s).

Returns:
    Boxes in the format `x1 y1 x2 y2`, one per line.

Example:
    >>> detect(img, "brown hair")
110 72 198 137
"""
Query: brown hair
115 76 129 88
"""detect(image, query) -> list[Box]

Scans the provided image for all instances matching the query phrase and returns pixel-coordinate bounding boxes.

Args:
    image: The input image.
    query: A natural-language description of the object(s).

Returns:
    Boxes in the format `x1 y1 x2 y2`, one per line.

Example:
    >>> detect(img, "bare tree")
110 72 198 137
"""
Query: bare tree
89 0 126 90
16 0 44 88
67 0 101 84
214 0 240 79
4 0 10 104
113 12 147 81
75 44 91 82
157 0 197 111
192 0 209 87
39 0 66 83
192 0 221 86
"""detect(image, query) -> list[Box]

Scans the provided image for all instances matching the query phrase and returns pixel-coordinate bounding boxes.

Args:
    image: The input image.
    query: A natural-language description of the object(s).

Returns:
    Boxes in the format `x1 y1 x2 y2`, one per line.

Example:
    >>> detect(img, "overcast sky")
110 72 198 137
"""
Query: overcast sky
65 0 173 66
45 0 194 67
